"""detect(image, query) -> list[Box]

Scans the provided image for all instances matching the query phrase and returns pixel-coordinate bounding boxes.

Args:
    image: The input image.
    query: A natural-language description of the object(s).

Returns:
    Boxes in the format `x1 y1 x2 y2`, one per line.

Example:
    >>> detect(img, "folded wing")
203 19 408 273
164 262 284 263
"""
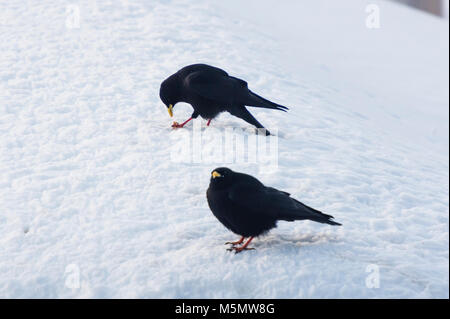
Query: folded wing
185 71 288 111
228 184 341 225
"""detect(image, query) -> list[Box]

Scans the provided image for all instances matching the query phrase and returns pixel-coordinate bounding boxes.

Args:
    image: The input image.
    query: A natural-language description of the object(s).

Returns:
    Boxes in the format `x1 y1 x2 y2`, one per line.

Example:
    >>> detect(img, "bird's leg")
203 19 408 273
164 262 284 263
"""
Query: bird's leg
225 236 245 246
172 117 193 128
227 237 255 253
206 119 212 126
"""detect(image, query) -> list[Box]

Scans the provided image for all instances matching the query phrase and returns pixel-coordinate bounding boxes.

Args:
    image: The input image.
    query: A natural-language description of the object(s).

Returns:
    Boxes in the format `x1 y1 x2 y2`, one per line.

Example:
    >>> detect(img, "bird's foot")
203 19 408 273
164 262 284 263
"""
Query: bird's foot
225 241 243 246
206 119 211 126
227 246 256 254
172 117 193 129
171 121 184 128
225 236 245 246
227 236 254 253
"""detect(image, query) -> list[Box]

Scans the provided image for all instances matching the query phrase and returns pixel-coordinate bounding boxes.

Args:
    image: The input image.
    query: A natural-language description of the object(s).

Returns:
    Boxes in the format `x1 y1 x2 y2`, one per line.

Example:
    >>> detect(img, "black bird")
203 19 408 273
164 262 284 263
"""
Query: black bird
159 64 288 135
206 168 341 253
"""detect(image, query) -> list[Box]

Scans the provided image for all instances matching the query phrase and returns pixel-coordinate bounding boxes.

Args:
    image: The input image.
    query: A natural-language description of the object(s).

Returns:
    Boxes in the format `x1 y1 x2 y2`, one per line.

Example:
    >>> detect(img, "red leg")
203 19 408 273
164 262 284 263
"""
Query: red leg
225 236 245 246
172 117 193 128
228 237 255 253
206 119 211 126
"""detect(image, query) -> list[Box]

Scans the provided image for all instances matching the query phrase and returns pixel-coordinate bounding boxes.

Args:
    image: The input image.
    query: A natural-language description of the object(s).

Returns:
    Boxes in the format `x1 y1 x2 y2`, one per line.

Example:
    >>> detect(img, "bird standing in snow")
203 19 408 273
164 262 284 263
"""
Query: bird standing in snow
159 64 288 135
206 168 341 253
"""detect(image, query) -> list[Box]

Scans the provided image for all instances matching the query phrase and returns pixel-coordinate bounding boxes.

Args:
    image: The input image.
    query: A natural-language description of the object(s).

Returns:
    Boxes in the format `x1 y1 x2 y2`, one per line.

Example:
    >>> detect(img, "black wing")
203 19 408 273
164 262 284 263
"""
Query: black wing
228 184 340 225
185 71 247 106
186 71 288 111
179 64 229 78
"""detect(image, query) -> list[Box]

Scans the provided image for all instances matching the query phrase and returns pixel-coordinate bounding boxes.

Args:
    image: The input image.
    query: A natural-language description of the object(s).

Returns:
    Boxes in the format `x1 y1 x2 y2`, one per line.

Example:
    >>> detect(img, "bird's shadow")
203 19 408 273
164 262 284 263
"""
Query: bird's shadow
156 115 286 138
256 233 341 251
199 121 285 138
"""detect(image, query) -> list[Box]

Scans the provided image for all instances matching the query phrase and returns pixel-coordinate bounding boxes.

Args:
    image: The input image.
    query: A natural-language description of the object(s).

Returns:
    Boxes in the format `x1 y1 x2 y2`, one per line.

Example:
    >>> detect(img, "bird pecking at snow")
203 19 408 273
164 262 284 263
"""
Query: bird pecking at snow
160 64 288 135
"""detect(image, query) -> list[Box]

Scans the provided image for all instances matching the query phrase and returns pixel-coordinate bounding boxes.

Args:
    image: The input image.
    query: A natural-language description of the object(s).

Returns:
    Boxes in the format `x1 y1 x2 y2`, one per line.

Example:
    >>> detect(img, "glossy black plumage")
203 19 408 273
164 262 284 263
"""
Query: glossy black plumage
160 64 288 135
206 168 341 251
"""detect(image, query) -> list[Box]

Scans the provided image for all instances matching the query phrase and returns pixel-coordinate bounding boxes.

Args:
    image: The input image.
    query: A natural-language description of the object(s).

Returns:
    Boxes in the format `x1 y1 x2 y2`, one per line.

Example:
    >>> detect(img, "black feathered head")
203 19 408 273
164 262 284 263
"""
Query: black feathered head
160 74 181 118
209 167 234 189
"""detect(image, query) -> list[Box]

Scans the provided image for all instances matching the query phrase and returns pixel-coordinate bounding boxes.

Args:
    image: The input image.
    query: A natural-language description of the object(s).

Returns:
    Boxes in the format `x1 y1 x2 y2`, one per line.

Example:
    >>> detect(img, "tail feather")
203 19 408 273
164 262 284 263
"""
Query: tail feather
308 212 342 226
244 91 289 112
318 218 342 226
279 202 342 226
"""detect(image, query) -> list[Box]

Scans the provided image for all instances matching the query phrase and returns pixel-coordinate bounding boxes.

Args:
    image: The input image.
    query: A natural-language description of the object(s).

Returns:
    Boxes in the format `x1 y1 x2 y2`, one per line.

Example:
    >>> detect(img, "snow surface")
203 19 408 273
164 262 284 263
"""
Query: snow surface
0 0 448 298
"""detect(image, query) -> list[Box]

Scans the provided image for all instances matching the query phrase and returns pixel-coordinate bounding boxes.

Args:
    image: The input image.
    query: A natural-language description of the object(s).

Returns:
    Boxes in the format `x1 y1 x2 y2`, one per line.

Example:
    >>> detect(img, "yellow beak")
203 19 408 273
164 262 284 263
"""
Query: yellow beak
168 104 173 117
212 171 221 178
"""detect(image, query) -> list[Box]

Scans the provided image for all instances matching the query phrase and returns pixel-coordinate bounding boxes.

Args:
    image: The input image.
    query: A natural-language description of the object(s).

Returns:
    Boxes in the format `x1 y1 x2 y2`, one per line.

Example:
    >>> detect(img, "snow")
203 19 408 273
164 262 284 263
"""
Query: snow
0 0 448 298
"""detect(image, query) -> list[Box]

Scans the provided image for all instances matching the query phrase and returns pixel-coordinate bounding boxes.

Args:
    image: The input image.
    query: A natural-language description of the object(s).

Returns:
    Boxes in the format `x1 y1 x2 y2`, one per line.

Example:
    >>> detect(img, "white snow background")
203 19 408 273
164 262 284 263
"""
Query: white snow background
0 0 448 298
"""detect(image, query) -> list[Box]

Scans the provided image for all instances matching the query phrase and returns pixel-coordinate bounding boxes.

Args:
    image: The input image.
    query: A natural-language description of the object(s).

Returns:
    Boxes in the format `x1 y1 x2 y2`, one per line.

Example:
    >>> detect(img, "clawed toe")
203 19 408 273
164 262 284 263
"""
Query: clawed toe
224 236 245 246
225 241 242 246
224 236 254 253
